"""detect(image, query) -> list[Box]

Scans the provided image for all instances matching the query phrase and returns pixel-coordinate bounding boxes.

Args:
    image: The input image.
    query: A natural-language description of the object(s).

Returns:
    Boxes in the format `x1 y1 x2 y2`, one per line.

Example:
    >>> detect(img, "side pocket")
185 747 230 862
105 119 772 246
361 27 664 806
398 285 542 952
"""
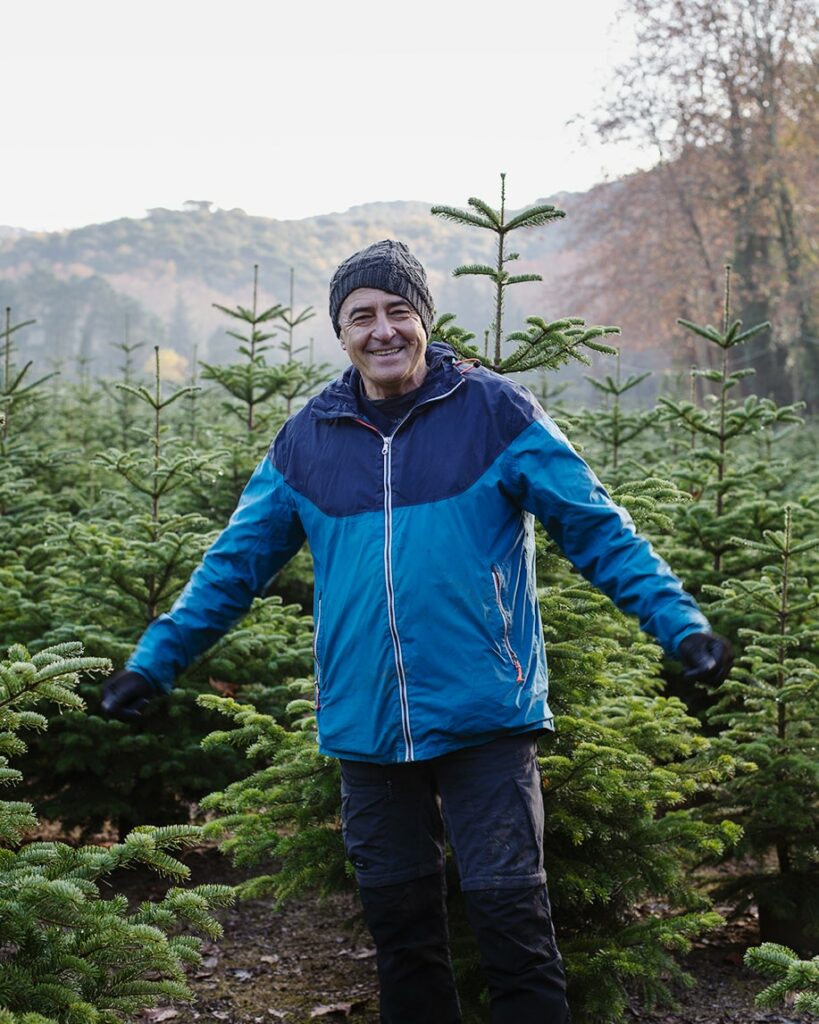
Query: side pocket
313 594 323 709
491 566 524 684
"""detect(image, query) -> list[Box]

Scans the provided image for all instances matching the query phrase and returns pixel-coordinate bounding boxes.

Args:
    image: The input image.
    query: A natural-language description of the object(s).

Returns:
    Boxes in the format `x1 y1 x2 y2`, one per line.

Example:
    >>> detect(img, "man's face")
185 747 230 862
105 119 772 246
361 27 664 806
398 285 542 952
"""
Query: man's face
338 287 428 400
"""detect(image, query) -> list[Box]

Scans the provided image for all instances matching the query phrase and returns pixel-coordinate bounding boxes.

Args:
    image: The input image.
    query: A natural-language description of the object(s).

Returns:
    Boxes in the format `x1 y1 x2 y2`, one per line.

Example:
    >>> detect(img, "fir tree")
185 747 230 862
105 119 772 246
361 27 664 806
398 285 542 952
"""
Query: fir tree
102 318 145 451
277 266 326 417
0 641 234 1024
702 504 819 950
430 174 620 374
196 266 293 522
202 264 288 435
657 267 803 582
0 312 61 649
574 350 661 478
744 943 819 1015
196 265 323 608
19 348 231 835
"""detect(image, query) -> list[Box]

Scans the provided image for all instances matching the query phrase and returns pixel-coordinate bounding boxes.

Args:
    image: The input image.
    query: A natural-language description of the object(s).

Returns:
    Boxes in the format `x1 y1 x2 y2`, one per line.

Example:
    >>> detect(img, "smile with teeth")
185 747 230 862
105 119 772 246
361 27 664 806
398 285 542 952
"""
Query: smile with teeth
370 347 403 357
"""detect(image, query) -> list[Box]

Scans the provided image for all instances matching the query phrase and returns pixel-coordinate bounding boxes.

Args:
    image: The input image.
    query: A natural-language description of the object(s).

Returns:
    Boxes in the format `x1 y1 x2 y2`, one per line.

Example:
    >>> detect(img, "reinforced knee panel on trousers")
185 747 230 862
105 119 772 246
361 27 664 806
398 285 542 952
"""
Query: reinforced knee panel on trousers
462 884 571 1024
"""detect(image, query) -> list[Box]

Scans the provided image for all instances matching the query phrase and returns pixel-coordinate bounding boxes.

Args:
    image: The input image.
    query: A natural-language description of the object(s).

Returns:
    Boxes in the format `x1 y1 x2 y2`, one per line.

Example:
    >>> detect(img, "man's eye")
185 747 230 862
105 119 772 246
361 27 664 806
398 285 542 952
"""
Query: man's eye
390 309 411 320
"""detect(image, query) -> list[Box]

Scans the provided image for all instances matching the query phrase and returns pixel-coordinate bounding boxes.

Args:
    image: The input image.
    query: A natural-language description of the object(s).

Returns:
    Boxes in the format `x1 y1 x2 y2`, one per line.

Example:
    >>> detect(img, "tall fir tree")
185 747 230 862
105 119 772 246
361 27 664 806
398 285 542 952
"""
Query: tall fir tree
657 267 803 587
431 174 620 374
702 504 819 952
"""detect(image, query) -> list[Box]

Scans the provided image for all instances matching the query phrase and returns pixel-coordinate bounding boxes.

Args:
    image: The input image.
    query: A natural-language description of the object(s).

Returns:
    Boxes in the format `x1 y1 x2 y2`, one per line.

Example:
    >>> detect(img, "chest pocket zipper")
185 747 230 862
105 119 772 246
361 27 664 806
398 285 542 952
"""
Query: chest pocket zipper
491 567 524 684
313 596 323 709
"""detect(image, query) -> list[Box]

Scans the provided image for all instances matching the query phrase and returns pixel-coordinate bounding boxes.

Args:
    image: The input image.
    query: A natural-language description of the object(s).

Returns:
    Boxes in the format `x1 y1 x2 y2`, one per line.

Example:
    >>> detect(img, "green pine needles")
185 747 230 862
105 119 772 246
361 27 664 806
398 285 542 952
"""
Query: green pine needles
197 690 345 904
1 308 55 450
744 943 819 1015
0 642 235 1023
204 264 329 435
431 173 620 374
702 503 819 949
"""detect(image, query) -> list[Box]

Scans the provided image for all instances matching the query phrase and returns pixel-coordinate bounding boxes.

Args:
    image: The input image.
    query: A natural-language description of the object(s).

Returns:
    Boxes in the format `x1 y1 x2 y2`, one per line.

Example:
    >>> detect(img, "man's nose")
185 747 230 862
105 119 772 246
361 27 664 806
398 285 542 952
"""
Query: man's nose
371 310 395 341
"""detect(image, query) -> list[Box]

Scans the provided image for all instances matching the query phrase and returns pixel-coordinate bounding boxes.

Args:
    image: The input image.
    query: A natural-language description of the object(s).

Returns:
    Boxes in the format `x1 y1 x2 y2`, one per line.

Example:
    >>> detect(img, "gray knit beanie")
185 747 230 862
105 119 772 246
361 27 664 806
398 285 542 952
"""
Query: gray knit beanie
329 239 435 338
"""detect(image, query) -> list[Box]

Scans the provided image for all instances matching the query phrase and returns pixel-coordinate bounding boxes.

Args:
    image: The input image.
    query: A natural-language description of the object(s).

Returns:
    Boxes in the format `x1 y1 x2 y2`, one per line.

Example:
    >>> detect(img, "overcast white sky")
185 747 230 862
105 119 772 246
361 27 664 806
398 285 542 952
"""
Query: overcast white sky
2 0 646 231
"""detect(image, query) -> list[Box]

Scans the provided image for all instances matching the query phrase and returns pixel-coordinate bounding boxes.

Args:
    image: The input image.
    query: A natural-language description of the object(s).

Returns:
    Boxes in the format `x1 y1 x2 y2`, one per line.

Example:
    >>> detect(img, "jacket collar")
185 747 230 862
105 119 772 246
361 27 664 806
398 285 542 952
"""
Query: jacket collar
311 342 462 421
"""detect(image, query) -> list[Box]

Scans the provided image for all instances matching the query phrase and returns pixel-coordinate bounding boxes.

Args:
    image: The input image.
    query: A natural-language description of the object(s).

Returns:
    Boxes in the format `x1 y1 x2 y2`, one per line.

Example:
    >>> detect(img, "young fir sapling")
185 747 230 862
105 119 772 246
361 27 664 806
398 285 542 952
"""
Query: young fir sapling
0 642 234 1024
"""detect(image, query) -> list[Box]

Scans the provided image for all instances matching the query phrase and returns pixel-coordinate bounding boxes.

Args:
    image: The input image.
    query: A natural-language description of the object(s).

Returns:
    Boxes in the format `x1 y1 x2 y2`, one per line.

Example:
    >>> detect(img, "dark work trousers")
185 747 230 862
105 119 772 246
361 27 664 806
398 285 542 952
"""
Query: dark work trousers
340 733 571 1024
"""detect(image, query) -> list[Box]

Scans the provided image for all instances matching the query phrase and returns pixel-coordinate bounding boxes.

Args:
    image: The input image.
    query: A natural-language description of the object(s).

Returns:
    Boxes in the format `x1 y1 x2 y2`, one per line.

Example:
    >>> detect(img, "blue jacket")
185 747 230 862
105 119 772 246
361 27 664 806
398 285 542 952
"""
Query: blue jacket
128 343 709 764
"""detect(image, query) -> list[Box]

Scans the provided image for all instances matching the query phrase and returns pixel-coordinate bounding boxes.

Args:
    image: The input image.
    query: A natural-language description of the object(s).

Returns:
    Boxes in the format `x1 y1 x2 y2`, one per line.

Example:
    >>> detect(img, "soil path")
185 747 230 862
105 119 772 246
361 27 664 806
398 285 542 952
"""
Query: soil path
118 850 811 1024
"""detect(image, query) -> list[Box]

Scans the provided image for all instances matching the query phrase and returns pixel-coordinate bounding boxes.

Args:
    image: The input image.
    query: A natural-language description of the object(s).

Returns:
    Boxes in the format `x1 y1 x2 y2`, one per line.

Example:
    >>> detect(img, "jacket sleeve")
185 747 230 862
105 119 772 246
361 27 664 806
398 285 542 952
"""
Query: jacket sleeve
127 448 306 692
502 407 709 656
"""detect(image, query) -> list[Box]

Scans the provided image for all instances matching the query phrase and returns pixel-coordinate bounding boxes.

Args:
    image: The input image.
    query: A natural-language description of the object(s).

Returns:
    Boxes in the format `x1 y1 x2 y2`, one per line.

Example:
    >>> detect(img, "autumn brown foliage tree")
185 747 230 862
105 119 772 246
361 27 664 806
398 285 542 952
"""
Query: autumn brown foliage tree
585 0 818 408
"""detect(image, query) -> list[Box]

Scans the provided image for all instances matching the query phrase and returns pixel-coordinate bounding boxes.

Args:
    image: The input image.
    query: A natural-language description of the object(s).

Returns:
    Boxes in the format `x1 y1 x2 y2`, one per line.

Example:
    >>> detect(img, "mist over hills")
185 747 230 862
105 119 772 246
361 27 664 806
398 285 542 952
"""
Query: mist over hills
0 184 634 385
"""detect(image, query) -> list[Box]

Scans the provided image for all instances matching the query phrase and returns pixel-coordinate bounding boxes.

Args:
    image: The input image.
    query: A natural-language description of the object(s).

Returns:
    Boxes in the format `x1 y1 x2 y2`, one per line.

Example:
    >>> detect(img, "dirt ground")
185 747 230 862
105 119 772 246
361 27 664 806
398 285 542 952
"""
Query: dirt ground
117 848 812 1024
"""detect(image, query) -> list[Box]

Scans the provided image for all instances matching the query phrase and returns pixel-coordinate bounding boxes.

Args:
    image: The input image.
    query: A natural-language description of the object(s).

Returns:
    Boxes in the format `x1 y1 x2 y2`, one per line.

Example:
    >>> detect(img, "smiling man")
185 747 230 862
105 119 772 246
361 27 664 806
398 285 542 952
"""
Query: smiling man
103 238 732 1024
337 287 428 398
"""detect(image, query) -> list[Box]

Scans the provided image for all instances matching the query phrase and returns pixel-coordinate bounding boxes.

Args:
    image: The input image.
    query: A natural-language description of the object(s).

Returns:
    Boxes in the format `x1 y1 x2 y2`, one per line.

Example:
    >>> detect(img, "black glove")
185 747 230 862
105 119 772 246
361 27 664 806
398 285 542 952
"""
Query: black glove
677 632 734 685
101 670 156 722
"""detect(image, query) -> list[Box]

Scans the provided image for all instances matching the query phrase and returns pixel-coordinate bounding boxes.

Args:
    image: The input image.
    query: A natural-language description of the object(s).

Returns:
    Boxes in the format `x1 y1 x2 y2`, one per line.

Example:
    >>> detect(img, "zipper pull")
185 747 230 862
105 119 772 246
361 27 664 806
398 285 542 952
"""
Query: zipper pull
382 437 391 455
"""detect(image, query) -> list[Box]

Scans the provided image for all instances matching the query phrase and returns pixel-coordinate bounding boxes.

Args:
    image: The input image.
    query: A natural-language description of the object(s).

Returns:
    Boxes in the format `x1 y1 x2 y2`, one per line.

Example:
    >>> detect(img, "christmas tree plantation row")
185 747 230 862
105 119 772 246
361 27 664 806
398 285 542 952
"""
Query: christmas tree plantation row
2 189 817 1023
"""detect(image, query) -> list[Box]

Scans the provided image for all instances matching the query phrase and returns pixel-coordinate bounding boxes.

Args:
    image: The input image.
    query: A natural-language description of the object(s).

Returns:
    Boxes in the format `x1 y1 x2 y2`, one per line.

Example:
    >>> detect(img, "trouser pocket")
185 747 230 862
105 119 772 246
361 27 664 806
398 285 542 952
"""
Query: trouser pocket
339 759 445 886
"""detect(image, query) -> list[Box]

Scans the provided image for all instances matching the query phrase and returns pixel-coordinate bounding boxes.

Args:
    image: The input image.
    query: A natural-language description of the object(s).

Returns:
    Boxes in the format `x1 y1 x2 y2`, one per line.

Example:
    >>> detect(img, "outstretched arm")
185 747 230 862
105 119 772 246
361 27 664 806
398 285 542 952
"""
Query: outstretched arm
503 408 718 660
119 449 305 698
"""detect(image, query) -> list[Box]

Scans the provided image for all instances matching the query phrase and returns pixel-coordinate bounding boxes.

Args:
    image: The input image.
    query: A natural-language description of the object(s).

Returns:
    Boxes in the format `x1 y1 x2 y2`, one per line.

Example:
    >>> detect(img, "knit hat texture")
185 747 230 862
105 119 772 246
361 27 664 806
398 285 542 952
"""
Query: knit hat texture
329 239 435 338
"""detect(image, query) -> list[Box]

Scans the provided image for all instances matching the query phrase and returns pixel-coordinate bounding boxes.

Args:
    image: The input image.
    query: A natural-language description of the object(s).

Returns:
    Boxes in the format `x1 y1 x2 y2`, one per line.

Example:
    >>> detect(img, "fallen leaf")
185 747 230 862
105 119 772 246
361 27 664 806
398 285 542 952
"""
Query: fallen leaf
143 1011 179 1023
209 677 238 697
346 948 376 960
310 1004 352 1018
259 954 280 964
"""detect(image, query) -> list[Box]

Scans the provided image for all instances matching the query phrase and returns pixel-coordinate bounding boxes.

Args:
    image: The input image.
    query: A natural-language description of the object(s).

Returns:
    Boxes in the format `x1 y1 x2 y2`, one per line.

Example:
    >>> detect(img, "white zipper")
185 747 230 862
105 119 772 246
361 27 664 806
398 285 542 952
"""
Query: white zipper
492 567 524 684
359 376 465 762
381 435 414 761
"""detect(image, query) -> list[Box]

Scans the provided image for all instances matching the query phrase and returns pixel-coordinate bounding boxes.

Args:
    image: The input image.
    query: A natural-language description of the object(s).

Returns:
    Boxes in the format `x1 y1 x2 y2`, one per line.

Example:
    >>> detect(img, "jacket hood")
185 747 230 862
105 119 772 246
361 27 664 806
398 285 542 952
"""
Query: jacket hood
311 342 461 420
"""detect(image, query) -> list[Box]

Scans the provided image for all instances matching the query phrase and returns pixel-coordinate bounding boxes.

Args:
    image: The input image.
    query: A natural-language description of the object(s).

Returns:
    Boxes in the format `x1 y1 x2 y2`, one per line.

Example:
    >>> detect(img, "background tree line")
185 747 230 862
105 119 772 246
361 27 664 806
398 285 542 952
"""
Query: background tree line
2 0 816 408
572 0 818 408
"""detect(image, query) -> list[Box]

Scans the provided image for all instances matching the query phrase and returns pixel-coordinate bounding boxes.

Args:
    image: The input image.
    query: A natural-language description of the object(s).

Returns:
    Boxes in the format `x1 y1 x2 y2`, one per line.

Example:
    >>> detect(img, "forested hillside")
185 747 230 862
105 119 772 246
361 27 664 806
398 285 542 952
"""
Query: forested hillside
0 191 584 376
